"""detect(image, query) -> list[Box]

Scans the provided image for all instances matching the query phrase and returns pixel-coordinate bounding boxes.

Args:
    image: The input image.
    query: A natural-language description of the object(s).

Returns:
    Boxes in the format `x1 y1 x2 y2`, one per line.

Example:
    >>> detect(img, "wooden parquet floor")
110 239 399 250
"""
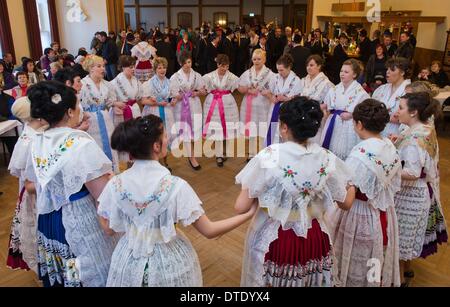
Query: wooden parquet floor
1 135 449 287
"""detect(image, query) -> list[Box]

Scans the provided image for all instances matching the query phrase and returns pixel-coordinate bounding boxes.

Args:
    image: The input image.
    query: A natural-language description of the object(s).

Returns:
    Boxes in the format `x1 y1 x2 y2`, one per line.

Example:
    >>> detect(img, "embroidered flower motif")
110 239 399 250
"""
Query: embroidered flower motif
283 166 298 178
317 165 328 177
51 94 62 105
300 182 313 198
357 147 400 176
35 136 76 173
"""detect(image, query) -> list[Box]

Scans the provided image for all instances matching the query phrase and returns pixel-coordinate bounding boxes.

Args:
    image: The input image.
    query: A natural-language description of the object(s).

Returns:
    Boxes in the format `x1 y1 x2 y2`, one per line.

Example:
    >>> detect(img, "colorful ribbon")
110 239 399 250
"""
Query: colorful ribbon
322 109 344 150
245 93 257 137
180 91 194 138
85 105 114 164
123 99 137 122
203 90 231 139
266 102 282 146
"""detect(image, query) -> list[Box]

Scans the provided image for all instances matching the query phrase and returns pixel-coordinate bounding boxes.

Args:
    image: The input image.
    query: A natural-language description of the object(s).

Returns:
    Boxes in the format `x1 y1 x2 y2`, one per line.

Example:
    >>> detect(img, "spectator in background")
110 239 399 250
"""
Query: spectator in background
331 33 349 85
120 33 135 56
40 47 56 71
72 55 89 79
47 62 63 80
371 30 381 52
91 32 103 56
51 42 60 55
364 44 388 91
177 31 194 64
383 32 398 58
22 59 45 85
306 28 329 58
289 34 311 79
356 29 372 64
395 32 414 61
1 53 15 74
417 67 432 82
0 61 16 91
429 60 449 88
99 31 119 80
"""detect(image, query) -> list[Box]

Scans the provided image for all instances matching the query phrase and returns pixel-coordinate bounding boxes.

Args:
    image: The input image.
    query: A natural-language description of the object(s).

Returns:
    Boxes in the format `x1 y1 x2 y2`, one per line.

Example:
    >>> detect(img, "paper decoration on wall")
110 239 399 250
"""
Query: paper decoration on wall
66 0 88 23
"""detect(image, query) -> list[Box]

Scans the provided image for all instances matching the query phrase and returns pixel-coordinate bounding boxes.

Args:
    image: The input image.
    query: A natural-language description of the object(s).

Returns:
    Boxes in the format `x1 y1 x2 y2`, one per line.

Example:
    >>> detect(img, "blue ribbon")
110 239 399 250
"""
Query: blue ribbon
69 186 90 202
266 102 282 146
322 109 344 150
85 105 114 164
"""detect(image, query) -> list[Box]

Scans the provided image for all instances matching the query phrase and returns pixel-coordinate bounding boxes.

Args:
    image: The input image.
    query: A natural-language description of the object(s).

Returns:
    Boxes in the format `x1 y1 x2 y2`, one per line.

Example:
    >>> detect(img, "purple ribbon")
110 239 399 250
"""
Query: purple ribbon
266 102 282 146
322 110 344 150
180 91 194 138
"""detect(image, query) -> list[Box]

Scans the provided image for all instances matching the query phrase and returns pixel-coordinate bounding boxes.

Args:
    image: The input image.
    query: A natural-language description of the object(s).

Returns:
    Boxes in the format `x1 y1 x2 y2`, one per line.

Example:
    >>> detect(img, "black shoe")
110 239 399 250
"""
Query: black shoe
188 159 202 171
404 271 415 279
216 158 224 168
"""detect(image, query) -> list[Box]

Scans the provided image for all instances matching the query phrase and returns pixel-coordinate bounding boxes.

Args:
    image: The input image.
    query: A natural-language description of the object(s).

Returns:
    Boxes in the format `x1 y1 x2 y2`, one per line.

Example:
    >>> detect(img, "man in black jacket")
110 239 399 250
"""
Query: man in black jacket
195 29 209 75
233 28 250 77
1 53 15 74
206 34 220 73
383 32 398 58
221 28 235 73
357 29 372 64
99 31 119 80
268 27 287 72
289 34 311 79
395 32 415 62
155 32 176 78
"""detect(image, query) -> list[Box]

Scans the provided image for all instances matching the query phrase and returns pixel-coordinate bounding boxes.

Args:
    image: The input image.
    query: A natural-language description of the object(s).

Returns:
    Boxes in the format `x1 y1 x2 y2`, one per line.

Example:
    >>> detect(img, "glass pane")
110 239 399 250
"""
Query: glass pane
36 0 52 52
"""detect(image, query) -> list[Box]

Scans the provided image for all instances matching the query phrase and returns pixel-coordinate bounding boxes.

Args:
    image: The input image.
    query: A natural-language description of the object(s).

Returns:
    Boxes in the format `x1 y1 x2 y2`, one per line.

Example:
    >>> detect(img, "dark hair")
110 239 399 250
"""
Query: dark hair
118 55 136 70
306 55 324 71
78 49 88 57
22 59 36 72
99 31 108 38
276 54 294 69
16 71 28 80
279 96 323 143
359 29 368 38
44 48 54 56
54 67 81 85
216 54 230 66
401 92 442 123
385 57 410 78
342 59 362 78
29 81 78 126
50 42 59 48
375 43 387 56
179 51 192 65
126 33 135 42
384 31 393 38
353 99 390 133
400 31 410 37
111 115 164 160
293 34 302 44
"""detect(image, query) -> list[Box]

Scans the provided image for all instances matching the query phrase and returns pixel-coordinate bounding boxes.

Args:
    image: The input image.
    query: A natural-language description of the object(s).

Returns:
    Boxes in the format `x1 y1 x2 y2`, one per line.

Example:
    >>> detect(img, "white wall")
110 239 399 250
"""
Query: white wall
311 0 450 51
56 0 109 54
6 0 30 61
140 7 167 29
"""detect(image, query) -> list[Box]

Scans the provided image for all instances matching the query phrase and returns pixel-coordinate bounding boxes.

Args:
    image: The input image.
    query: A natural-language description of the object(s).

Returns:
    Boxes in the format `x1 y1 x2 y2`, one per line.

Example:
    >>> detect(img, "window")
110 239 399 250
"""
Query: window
36 0 52 52
213 12 228 27
178 12 193 29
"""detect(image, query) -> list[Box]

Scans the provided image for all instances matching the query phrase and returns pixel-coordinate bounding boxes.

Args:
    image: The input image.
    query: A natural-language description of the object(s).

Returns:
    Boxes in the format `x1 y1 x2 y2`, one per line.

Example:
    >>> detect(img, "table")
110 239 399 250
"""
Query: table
436 91 450 107
0 120 22 165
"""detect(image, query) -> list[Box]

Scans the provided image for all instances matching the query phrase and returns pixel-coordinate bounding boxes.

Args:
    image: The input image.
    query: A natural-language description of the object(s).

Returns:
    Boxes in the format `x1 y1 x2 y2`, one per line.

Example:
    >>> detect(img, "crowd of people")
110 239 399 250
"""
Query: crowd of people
0 21 449 288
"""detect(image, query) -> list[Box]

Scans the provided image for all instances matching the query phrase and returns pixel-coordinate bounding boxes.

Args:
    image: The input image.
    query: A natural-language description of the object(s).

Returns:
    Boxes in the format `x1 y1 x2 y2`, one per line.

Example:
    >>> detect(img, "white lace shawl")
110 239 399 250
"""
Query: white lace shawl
372 79 411 114
110 72 143 102
80 76 117 109
236 141 352 238
169 68 205 96
324 80 370 112
8 124 37 180
346 138 402 211
26 127 112 215
239 66 274 91
203 70 239 92
131 42 157 61
97 160 205 258
300 72 335 102
268 71 302 97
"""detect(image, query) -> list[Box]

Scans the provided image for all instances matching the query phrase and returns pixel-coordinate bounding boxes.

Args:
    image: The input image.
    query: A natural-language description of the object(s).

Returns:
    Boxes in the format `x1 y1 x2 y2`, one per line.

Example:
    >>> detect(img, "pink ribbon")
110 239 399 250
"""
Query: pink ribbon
123 99 137 122
203 90 231 139
245 93 257 137
180 91 194 138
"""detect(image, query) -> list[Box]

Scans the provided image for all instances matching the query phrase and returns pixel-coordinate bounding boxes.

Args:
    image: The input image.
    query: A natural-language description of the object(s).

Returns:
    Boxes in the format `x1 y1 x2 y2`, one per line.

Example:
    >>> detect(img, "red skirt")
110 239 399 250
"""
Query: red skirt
136 60 152 70
263 219 333 286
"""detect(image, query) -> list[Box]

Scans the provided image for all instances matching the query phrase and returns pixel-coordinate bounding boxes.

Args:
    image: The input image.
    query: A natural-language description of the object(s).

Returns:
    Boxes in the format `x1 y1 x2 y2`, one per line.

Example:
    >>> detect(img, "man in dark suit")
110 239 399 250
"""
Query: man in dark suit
357 29 372 64
194 29 209 75
268 27 287 72
383 32 398 58
289 34 311 79
1 53 15 74
233 28 250 77
395 32 415 62
221 28 235 72
99 31 119 80
206 34 220 73
155 32 176 78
